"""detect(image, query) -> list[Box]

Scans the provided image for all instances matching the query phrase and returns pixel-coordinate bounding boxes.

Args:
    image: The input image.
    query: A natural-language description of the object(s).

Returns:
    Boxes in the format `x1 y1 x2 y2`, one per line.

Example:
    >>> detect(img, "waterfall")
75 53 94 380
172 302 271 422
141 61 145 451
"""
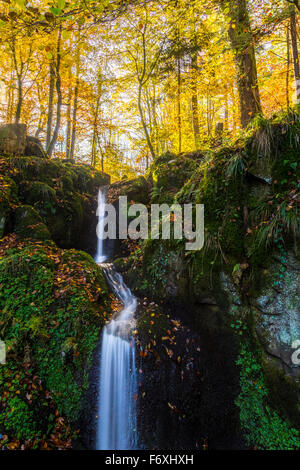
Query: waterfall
95 188 138 450
95 189 107 264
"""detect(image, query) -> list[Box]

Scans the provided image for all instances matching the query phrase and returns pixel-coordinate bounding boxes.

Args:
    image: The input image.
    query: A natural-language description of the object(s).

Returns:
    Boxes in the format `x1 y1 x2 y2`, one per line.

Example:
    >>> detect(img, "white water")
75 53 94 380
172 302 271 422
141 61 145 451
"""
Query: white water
95 188 138 450
95 189 107 264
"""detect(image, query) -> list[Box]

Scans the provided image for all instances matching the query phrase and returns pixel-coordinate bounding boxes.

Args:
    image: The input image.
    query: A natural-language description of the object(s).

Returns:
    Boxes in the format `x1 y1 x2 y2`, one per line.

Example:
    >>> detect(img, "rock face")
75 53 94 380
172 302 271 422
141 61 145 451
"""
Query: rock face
0 124 27 155
253 252 300 379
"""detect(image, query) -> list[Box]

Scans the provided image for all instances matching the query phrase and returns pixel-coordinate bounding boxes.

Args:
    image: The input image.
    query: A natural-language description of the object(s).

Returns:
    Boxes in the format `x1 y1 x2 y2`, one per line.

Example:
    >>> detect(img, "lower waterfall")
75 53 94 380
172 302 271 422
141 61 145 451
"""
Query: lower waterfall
95 189 138 450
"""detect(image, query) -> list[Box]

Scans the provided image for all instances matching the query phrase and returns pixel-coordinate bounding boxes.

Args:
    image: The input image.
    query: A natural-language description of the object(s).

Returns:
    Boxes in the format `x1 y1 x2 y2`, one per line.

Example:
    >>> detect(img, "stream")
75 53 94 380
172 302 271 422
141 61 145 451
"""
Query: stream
95 189 138 450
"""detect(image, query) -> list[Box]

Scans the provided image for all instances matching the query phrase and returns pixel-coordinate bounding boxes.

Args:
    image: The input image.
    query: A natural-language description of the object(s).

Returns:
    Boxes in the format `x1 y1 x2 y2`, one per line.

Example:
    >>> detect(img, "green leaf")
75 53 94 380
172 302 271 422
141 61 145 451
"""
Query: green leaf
50 7 62 16
15 0 26 10
232 263 241 274
58 0 66 9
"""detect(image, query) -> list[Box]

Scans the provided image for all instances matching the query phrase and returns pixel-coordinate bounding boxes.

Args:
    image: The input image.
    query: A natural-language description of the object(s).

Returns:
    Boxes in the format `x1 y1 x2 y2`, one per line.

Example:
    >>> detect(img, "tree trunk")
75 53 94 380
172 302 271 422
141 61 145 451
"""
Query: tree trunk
224 88 229 131
70 39 81 160
138 81 155 160
11 39 23 124
47 26 62 157
91 97 100 168
190 10 200 149
46 61 55 151
287 24 291 109
177 57 182 153
226 0 262 127
66 78 72 158
290 8 300 105
191 68 200 149
69 77 79 159
15 78 22 124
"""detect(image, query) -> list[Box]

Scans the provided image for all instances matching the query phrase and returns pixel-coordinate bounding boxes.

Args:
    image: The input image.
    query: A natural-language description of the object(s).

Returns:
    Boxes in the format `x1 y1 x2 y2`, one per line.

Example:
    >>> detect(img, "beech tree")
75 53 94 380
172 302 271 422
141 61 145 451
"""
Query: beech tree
222 0 262 127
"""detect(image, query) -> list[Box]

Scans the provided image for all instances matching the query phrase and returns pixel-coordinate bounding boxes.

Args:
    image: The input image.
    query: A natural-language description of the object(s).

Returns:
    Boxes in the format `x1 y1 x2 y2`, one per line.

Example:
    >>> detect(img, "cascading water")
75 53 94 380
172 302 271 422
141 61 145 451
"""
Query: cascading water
95 188 138 450
95 189 108 264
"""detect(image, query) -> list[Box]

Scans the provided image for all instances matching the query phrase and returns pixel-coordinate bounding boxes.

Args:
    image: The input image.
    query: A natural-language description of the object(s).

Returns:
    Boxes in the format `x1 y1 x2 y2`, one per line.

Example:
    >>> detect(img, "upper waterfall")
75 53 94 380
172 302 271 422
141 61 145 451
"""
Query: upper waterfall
95 188 107 264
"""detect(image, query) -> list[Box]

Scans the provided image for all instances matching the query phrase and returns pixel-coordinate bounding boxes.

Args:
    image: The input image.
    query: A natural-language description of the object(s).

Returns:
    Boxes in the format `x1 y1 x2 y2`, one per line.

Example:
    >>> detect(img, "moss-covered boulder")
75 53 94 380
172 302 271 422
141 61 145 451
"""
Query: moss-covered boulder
21 181 56 206
108 176 149 205
14 205 51 241
149 151 199 203
0 236 111 449
0 175 17 237
24 136 47 158
0 124 26 155
0 155 110 251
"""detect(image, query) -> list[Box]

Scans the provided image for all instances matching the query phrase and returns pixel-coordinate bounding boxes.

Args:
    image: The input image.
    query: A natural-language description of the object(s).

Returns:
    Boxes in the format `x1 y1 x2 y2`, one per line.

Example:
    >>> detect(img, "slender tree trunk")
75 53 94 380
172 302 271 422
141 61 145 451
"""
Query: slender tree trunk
7 68 14 123
190 9 200 149
226 0 262 127
286 24 291 109
66 76 72 157
97 135 104 172
47 26 62 157
70 38 81 160
11 39 23 124
138 82 155 160
46 61 55 151
290 8 300 105
151 83 159 156
91 97 100 167
15 78 23 124
191 66 200 149
224 88 229 131
177 57 182 153
69 77 79 159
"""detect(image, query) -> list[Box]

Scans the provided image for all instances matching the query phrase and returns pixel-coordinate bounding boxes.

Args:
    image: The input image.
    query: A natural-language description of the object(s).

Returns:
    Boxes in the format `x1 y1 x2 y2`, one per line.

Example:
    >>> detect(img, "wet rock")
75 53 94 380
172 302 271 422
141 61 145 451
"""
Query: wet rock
252 252 300 378
0 123 27 155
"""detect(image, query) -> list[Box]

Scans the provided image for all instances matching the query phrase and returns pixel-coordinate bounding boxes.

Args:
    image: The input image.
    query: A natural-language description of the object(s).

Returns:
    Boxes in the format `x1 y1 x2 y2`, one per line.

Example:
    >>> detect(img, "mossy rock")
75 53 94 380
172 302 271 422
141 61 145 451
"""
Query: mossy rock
263 356 300 429
150 153 198 202
0 176 18 237
22 181 56 206
109 176 149 205
14 205 51 241
0 238 111 446
45 192 84 247
248 112 300 190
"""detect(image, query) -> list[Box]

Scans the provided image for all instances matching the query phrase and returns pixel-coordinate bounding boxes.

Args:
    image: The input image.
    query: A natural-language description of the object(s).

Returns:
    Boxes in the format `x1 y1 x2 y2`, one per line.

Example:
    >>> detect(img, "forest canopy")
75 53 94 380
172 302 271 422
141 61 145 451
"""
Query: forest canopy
0 0 299 179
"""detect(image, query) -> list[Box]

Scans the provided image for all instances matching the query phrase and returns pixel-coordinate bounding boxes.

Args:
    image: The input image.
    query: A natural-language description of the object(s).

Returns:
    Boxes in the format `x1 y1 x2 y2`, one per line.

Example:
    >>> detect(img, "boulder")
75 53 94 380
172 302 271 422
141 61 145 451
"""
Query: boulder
108 176 149 205
25 136 47 158
253 252 300 379
0 124 27 155
14 205 51 241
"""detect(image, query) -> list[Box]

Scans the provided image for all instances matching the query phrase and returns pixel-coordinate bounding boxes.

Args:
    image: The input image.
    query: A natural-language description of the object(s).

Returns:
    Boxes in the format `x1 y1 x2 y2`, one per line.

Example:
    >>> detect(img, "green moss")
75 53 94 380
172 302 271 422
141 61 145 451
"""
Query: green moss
14 205 51 241
0 156 110 248
22 181 56 206
150 153 198 203
0 176 18 237
109 176 149 205
236 342 300 450
263 358 300 429
0 239 110 446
